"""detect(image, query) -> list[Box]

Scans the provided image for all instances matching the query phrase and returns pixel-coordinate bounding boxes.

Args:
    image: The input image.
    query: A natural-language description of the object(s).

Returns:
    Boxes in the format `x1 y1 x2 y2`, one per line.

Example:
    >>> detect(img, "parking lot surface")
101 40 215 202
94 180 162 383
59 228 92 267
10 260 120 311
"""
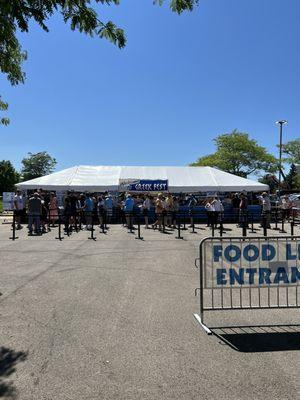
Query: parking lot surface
0 222 299 399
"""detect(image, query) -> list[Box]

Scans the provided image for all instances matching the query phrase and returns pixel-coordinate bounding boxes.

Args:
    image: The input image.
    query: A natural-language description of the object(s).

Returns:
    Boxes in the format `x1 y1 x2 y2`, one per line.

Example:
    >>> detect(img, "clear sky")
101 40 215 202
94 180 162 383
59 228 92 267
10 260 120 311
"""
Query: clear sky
1 0 299 173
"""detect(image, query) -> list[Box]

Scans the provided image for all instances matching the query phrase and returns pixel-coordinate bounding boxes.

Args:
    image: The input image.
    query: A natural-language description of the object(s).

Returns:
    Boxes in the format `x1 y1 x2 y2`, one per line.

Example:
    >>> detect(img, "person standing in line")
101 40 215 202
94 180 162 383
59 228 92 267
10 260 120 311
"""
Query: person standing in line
231 193 240 223
118 195 126 226
84 193 94 230
49 192 58 227
165 193 174 228
28 192 42 235
69 191 78 231
239 193 248 227
41 198 49 233
63 193 72 234
13 189 24 230
78 193 86 228
105 194 114 224
204 198 214 228
142 194 151 229
124 193 134 230
97 195 105 229
261 192 271 228
152 194 164 230
280 194 292 221
211 196 224 228
172 196 179 228
188 195 197 228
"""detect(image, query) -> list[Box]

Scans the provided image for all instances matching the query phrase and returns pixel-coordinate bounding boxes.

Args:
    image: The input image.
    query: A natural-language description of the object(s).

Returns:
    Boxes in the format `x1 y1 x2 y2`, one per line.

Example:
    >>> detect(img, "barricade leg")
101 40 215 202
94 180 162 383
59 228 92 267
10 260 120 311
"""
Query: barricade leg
194 250 212 335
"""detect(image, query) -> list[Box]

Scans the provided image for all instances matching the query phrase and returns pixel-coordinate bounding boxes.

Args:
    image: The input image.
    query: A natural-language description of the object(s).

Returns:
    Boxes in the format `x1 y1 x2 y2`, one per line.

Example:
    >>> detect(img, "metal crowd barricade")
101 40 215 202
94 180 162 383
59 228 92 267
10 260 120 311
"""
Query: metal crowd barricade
194 236 300 335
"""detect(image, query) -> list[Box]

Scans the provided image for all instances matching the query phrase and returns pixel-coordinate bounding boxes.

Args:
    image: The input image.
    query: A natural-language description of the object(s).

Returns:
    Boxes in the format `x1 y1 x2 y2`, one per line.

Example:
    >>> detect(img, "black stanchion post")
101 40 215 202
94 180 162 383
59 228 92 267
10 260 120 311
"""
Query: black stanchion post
176 214 183 239
130 212 133 233
242 221 247 237
212 223 215 237
274 208 279 230
251 213 254 233
135 214 143 240
55 216 64 241
183 211 186 230
262 215 267 237
291 219 294 236
10 211 18 240
162 212 166 233
280 210 285 233
219 215 223 237
89 216 96 240
191 210 197 234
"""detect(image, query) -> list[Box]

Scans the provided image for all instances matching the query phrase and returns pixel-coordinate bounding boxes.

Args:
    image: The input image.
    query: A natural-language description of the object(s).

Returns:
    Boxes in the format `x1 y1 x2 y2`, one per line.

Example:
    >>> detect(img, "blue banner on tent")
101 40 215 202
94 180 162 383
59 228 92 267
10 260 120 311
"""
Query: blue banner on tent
120 179 168 192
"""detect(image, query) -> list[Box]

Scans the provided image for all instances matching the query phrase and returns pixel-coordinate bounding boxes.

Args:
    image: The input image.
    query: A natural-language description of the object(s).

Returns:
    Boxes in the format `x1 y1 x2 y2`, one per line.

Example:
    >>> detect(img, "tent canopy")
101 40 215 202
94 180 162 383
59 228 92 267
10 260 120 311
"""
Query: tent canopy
16 165 269 193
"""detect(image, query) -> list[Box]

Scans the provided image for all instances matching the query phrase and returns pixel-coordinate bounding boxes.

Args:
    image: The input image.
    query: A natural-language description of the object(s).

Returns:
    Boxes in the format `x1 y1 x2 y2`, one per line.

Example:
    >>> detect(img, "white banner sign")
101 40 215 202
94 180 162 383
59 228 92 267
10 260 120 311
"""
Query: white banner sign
3 192 15 211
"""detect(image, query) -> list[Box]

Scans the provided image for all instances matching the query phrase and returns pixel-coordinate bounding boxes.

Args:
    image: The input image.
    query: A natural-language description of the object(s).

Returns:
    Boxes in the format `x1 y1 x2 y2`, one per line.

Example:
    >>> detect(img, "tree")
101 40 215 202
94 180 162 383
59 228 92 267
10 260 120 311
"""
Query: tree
259 174 279 193
281 139 300 165
21 151 57 181
285 164 300 190
0 98 9 126
190 130 277 177
0 160 20 192
0 0 198 125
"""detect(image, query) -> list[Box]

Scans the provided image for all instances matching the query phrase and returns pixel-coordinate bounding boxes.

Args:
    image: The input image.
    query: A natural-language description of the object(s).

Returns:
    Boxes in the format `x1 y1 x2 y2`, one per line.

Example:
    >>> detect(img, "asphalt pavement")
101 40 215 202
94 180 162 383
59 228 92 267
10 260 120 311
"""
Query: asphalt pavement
0 222 299 400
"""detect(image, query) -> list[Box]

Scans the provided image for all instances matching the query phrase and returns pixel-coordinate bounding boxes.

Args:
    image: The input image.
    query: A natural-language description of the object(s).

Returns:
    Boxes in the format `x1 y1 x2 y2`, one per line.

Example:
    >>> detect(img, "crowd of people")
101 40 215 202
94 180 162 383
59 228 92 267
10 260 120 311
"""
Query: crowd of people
11 189 296 235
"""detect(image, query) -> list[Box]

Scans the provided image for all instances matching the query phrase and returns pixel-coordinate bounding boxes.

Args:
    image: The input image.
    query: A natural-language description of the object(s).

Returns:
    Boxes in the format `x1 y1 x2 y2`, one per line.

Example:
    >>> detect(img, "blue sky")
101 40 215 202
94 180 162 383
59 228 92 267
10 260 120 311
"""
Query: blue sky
1 0 299 173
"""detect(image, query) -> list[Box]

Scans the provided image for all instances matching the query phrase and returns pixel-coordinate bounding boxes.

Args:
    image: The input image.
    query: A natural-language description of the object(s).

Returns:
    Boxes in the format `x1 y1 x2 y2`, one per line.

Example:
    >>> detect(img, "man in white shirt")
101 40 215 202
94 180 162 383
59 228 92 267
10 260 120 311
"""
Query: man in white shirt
211 196 224 228
280 194 292 221
261 192 271 228
13 190 24 229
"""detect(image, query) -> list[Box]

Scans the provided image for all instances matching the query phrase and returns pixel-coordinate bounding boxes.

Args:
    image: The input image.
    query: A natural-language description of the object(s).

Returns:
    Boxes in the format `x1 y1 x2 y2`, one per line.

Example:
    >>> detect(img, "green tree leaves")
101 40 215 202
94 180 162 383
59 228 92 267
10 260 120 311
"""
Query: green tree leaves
0 160 20 192
190 130 278 177
281 139 300 165
21 152 57 181
0 98 9 126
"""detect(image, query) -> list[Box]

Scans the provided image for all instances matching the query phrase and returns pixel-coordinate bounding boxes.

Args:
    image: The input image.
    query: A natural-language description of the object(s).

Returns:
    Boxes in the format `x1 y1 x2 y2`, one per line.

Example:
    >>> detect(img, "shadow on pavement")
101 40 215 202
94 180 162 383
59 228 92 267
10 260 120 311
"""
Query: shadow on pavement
212 325 300 352
0 347 27 398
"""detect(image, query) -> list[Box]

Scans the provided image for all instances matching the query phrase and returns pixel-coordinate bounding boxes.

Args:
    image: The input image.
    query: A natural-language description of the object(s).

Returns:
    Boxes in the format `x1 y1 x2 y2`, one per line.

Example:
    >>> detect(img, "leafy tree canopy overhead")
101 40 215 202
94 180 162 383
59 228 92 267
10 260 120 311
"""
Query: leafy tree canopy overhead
0 98 9 126
0 0 198 124
281 139 300 165
0 160 20 192
21 151 57 181
190 130 278 177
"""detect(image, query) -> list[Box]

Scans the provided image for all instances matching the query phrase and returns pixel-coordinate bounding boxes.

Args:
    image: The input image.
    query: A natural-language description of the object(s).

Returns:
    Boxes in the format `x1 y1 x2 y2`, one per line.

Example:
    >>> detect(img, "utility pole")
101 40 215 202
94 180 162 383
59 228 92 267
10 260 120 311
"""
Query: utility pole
276 120 288 189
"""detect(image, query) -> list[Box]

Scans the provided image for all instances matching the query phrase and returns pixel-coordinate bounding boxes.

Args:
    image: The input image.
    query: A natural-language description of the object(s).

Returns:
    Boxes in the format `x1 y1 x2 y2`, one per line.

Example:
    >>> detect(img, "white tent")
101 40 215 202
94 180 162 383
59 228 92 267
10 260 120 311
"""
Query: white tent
16 165 269 193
